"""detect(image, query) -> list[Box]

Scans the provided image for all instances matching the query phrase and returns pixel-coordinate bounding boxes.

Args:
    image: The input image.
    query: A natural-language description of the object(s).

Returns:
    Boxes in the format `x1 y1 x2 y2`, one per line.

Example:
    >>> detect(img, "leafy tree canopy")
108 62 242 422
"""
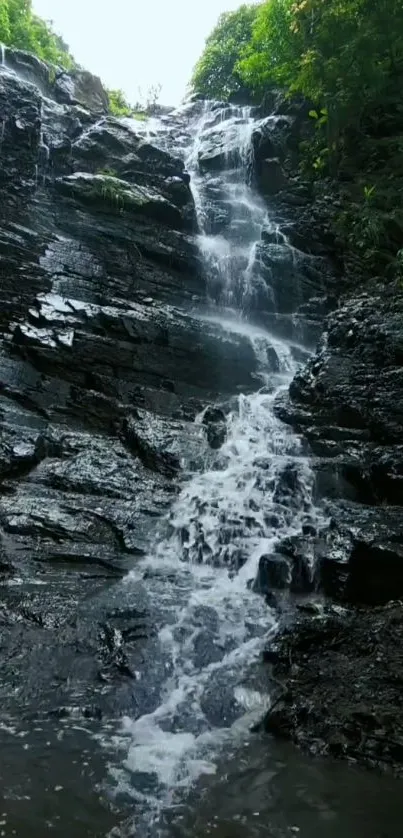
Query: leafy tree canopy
192 0 403 153
0 0 74 67
191 4 259 100
192 0 403 276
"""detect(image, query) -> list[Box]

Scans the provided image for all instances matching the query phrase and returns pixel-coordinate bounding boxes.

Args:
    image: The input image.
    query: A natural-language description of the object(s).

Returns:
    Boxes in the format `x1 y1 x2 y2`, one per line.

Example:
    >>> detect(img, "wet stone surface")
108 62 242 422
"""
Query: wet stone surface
2 47 403 837
0 60 262 738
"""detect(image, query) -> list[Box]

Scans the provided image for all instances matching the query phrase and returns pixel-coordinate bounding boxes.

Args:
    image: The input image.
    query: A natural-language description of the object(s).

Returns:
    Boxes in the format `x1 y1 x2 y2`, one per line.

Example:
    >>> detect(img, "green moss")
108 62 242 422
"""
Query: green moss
60 174 155 217
97 167 118 178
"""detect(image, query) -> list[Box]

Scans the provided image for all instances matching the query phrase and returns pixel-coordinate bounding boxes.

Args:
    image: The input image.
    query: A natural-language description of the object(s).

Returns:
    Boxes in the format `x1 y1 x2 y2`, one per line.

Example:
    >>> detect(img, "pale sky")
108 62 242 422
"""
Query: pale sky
33 0 255 106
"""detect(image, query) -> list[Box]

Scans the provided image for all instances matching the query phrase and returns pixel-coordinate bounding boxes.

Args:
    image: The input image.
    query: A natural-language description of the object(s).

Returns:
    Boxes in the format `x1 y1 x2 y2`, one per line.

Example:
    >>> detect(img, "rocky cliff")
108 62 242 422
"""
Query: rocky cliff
265 225 403 772
0 51 268 722
261 280 403 773
1 44 403 809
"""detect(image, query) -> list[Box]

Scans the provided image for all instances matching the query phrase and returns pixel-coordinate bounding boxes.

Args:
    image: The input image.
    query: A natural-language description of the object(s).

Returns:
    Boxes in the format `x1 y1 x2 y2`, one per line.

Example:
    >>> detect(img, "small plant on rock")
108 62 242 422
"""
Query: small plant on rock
99 177 126 212
363 184 376 203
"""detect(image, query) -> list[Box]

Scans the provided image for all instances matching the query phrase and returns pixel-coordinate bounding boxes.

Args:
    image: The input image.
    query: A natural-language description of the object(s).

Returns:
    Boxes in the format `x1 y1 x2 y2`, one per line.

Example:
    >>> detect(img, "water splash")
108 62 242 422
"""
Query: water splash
108 331 318 831
108 103 320 833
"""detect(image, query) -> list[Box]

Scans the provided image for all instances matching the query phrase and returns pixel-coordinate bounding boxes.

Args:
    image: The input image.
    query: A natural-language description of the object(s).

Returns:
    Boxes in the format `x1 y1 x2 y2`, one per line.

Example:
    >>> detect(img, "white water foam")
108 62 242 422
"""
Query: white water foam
107 328 317 828
106 103 320 832
184 104 271 311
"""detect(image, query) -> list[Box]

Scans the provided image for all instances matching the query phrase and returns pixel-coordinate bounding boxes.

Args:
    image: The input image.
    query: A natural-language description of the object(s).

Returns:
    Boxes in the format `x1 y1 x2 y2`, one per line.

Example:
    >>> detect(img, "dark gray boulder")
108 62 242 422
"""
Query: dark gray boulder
278 281 403 605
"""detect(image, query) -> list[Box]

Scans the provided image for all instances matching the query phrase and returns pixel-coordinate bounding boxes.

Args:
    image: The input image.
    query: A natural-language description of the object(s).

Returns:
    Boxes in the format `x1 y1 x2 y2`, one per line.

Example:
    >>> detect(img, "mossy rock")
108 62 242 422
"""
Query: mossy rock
54 173 182 226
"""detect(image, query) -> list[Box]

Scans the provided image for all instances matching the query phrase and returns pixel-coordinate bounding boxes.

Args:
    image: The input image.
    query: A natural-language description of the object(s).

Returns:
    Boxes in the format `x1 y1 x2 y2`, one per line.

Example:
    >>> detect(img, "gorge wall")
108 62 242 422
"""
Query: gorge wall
1 44 403 828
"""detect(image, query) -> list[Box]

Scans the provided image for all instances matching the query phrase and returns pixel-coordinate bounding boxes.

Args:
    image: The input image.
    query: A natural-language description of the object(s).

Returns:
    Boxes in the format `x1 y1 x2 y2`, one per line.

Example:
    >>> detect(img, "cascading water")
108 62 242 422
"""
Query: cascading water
186 104 270 312
109 103 319 833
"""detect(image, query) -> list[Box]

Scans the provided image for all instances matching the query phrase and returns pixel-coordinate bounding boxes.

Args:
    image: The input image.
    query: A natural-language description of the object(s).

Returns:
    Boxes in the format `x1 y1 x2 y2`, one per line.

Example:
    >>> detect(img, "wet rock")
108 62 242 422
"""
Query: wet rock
197 116 248 170
2 47 108 113
280 286 403 598
53 68 108 113
252 126 277 162
54 173 187 229
256 239 328 316
70 117 187 183
253 113 297 157
262 604 403 777
121 411 182 477
286 284 403 443
0 59 265 734
0 72 41 192
277 534 318 594
255 554 291 592
267 273 403 775
202 405 227 449
318 501 403 605
0 425 47 479
1 47 52 93
259 158 288 196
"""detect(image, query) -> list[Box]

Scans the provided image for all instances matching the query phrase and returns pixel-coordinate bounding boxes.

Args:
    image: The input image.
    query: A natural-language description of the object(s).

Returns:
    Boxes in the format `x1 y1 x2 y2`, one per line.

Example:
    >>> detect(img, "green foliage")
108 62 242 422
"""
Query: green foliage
0 0 74 67
87 175 128 213
363 184 376 203
239 0 298 91
309 107 328 128
107 85 162 118
336 202 383 268
242 0 403 164
191 4 259 100
106 88 133 117
193 0 403 168
97 167 118 177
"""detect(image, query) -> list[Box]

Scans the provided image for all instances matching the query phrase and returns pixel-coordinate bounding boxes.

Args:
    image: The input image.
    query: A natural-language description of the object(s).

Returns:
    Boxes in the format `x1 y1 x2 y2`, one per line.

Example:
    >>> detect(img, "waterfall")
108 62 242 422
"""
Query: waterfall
109 102 319 832
185 104 269 312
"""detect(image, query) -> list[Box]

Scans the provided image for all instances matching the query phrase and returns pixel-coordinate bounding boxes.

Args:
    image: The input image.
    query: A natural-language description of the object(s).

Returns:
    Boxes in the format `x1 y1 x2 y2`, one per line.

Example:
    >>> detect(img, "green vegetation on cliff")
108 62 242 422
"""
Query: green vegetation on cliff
106 88 133 118
191 5 259 100
0 3 152 121
106 86 159 120
192 0 403 279
0 0 74 67
193 0 403 162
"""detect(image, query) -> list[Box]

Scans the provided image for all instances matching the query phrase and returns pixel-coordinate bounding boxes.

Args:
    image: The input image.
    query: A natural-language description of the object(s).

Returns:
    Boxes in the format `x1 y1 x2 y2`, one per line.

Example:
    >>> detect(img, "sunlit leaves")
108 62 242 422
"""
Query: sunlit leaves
192 0 403 165
0 0 74 68
191 4 259 100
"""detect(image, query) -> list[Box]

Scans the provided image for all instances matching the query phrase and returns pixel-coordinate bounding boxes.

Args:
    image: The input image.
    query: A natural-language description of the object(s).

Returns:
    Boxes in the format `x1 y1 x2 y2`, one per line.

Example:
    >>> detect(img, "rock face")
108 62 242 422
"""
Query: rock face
276 281 403 605
250 105 340 340
263 278 403 777
0 53 262 720
261 603 403 776
258 157 288 196
3 48 403 789
3 46 109 112
169 99 339 346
